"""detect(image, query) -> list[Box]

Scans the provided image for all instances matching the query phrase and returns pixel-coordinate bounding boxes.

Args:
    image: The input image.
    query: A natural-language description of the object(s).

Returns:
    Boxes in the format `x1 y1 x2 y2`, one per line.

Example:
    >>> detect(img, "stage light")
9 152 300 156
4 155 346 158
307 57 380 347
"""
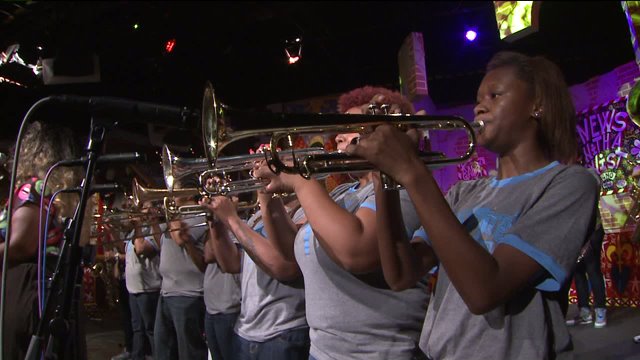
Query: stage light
494 1 541 42
285 37 302 65
133 23 139 30
465 30 478 42
165 38 176 53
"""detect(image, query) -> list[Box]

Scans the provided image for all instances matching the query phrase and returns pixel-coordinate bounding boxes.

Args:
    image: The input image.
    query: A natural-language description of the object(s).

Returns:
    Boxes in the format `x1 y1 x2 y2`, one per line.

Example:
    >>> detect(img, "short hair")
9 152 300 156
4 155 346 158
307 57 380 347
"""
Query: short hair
337 86 415 114
486 51 577 164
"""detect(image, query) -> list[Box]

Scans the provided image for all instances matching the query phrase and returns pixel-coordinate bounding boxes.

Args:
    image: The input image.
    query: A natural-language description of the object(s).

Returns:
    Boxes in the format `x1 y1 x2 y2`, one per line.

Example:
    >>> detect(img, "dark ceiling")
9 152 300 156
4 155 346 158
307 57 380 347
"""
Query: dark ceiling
0 1 635 158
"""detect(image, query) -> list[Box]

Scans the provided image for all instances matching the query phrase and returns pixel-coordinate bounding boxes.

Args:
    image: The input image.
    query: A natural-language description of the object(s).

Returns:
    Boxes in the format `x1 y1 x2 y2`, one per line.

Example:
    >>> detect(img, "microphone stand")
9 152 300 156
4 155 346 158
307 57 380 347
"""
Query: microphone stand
25 118 109 360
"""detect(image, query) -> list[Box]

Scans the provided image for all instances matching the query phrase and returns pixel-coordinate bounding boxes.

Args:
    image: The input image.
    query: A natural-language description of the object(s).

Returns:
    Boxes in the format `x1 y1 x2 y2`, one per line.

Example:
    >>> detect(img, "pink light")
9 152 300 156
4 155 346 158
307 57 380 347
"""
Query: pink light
465 30 477 42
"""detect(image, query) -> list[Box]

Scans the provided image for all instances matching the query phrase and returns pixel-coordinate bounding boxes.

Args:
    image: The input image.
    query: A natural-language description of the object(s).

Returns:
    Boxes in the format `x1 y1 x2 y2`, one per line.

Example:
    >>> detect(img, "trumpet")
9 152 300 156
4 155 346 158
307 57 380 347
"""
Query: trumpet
201 81 483 186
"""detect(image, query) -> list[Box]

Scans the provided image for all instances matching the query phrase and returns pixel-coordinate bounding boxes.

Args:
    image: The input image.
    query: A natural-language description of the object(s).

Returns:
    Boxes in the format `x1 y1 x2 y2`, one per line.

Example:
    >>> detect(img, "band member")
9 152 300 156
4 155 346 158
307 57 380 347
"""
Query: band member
200 176 310 360
252 86 429 360
154 177 208 360
1 121 85 359
347 51 599 359
127 200 163 360
202 200 241 360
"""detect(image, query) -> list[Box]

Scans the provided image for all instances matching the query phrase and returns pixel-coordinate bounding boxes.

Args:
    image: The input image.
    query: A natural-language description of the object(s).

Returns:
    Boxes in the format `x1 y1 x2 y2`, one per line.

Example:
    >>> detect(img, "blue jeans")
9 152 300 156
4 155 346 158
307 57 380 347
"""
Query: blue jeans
234 327 310 360
129 291 160 360
204 311 239 360
574 226 606 308
154 295 207 360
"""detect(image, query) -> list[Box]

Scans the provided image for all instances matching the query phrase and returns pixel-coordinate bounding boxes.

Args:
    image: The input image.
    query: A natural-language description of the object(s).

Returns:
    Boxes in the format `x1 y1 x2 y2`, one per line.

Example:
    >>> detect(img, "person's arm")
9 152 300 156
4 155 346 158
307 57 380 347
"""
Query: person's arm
254 164 380 274
169 219 207 273
205 219 242 273
348 124 596 314
257 191 300 261
132 229 158 257
0 204 43 264
203 228 217 264
372 174 438 290
200 196 301 281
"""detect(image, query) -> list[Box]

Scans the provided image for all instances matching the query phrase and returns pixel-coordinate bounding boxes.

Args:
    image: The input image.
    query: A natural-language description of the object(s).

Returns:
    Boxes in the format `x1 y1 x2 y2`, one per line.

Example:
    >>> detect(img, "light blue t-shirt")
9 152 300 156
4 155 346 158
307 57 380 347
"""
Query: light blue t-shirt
294 181 428 360
417 162 598 360
159 216 207 297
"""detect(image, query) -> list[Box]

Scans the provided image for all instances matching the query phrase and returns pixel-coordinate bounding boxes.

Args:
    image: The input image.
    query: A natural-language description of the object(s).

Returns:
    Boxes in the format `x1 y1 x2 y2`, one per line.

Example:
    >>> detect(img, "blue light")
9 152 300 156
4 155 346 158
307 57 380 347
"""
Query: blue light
465 30 478 42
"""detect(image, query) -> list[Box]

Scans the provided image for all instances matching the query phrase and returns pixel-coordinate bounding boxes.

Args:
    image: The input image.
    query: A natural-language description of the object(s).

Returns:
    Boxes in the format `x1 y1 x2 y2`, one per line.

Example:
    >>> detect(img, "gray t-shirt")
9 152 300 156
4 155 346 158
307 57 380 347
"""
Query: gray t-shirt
294 181 428 360
158 215 207 297
125 225 163 294
417 162 598 360
204 262 242 315
234 211 308 342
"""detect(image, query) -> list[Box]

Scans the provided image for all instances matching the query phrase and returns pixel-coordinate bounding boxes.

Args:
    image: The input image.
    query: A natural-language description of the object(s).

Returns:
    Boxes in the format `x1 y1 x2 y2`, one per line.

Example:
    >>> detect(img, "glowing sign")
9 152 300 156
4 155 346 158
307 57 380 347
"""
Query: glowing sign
493 1 541 42
577 97 640 170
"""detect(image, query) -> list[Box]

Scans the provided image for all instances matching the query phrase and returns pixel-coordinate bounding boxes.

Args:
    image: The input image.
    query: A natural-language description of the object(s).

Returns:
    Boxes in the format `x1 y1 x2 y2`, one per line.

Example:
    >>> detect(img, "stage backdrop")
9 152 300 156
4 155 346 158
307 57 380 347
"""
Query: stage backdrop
574 93 640 307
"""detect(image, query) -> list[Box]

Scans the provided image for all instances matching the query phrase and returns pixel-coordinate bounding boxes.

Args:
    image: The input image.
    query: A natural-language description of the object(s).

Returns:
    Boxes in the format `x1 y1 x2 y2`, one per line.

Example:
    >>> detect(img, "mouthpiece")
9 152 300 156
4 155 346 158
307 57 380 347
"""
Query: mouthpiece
471 120 484 132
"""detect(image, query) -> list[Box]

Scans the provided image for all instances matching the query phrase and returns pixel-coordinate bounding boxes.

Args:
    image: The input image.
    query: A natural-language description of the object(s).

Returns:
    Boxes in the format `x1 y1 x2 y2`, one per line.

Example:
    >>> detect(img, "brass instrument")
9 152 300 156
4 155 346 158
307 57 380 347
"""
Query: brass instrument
201 81 483 187
132 178 258 221
91 219 209 242
163 144 326 193
132 178 201 207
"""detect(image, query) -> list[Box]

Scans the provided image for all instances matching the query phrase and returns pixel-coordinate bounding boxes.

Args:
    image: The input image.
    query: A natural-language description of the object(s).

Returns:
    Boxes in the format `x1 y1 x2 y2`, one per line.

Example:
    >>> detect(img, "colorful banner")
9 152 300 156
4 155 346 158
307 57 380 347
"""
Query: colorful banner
569 231 640 307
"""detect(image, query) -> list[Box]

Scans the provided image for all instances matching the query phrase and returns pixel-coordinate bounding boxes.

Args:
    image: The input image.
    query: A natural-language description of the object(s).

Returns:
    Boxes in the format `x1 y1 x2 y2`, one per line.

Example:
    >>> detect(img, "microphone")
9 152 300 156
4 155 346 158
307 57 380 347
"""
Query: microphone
51 95 197 128
88 183 122 194
57 152 146 167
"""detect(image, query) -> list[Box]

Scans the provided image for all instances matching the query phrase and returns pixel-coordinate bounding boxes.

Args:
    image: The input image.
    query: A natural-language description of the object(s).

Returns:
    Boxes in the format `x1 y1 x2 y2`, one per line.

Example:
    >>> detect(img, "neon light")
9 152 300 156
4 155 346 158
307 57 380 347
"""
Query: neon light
165 39 176 53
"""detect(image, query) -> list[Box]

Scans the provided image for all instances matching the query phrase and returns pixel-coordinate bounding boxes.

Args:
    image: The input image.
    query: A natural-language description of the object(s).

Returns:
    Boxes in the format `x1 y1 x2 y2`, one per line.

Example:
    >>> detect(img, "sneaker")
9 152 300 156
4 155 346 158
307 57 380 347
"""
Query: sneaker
633 334 640 344
110 351 131 360
594 307 607 328
566 307 593 326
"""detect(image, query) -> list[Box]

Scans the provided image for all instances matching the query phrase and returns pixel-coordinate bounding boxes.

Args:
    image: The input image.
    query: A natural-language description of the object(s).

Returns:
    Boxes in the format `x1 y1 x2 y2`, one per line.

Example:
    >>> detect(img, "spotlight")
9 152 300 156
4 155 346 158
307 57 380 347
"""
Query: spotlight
465 30 478 42
285 37 302 64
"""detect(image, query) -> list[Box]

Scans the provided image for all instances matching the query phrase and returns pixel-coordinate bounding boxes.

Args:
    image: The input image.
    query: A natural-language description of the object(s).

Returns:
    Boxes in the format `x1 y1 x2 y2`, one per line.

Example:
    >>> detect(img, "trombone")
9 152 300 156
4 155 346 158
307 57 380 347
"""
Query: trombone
162 144 325 192
131 178 258 220
92 221 209 242
200 81 483 186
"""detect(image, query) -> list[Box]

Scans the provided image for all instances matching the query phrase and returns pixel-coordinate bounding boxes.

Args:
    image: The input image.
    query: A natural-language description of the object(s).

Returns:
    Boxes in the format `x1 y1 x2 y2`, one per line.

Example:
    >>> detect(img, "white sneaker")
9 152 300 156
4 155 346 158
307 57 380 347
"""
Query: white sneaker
566 307 593 326
594 307 607 328
110 351 131 360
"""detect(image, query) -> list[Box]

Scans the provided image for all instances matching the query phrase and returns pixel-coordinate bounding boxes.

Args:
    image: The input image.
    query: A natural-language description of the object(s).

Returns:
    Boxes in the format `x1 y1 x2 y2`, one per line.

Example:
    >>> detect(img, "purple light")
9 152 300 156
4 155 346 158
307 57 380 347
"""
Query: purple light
465 30 477 42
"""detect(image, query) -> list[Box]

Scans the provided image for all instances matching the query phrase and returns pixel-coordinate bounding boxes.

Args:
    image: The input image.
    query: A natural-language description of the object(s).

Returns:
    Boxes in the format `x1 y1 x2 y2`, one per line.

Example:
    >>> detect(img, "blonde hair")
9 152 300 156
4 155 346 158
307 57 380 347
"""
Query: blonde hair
12 121 83 217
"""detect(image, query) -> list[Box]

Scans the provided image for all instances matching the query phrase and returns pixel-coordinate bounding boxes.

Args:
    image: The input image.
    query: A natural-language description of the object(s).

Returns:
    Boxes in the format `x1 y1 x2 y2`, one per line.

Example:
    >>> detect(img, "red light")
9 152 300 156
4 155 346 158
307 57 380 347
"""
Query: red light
165 39 176 53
